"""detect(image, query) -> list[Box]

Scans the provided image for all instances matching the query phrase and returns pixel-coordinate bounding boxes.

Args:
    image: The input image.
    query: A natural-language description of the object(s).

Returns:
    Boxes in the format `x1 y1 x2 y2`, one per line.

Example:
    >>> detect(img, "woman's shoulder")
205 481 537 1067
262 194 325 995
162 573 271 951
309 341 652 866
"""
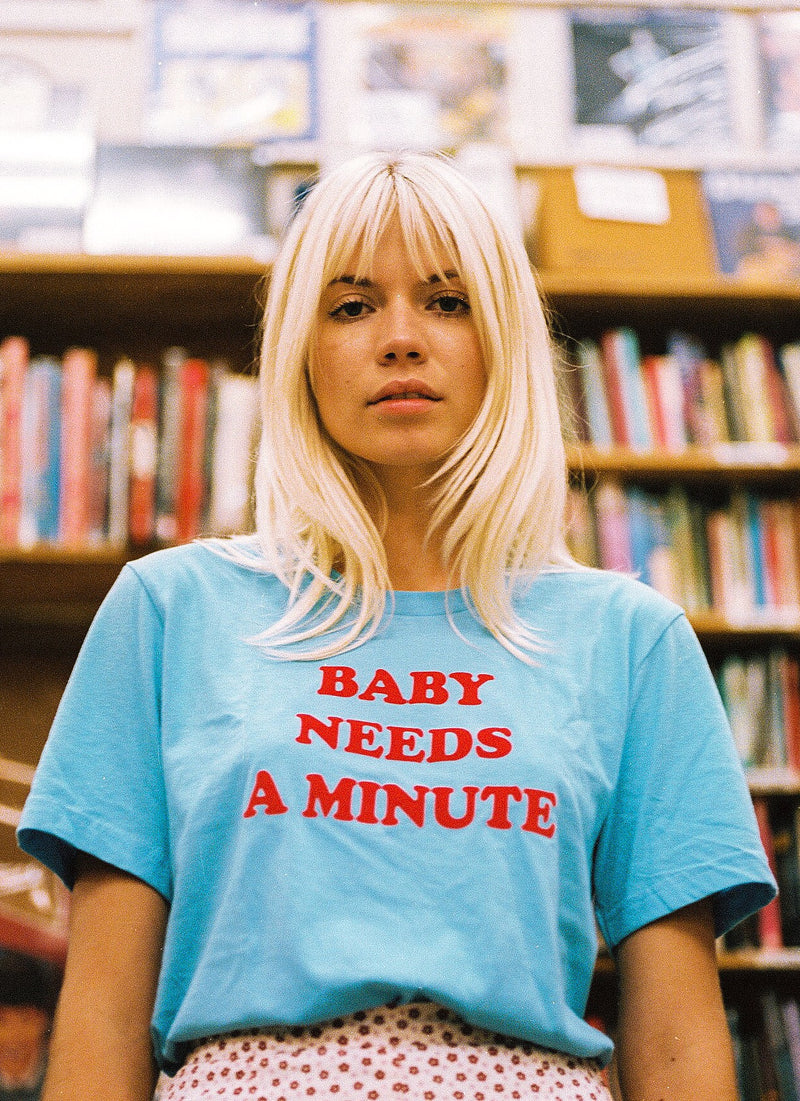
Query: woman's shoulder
527 565 685 638
121 536 286 608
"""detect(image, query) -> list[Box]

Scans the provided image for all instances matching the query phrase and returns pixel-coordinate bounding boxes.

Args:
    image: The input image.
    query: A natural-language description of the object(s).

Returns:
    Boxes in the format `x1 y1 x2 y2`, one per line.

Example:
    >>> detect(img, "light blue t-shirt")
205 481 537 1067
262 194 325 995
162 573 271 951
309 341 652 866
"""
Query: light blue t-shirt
18 542 776 1072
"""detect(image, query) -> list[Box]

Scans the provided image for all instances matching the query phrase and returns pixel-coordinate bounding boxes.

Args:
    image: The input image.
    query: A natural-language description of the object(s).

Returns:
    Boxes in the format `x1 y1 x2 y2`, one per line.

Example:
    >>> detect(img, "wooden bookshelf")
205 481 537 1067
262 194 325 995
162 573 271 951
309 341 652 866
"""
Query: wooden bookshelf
2 251 800 1056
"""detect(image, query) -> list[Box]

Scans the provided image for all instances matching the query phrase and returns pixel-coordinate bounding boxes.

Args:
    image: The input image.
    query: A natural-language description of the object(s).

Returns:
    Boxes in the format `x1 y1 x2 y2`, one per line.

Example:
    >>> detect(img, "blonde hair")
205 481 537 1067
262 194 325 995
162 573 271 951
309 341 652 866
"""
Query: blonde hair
225 151 574 661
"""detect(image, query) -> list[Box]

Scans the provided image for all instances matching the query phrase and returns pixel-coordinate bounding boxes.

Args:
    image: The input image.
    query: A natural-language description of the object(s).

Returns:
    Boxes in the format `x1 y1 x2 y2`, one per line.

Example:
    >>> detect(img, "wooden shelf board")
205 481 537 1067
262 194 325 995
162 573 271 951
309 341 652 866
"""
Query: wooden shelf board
719 948 800 972
540 269 800 306
746 768 800 796
569 445 800 483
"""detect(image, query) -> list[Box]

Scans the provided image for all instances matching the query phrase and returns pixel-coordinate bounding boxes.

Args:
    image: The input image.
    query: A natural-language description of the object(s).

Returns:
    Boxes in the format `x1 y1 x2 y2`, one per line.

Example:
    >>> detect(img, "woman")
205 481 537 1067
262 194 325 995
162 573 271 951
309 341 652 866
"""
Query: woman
19 152 775 1100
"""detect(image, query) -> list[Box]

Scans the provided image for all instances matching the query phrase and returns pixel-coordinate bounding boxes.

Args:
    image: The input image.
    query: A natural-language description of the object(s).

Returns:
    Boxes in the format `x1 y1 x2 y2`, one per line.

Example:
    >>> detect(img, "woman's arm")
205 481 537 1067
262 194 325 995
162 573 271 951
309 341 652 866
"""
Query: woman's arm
613 897 738 1101
42 853 168 1101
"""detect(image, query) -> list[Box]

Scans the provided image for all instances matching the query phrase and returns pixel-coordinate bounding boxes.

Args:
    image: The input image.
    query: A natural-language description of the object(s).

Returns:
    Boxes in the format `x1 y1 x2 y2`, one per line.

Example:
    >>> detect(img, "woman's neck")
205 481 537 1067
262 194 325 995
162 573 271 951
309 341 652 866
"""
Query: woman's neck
374 470 453 592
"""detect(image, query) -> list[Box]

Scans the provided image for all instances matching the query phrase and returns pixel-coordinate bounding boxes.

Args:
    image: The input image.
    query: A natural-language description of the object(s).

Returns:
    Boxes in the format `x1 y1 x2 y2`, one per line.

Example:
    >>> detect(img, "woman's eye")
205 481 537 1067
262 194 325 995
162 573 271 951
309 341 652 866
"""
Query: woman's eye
330 299 372 320
431 293 470 314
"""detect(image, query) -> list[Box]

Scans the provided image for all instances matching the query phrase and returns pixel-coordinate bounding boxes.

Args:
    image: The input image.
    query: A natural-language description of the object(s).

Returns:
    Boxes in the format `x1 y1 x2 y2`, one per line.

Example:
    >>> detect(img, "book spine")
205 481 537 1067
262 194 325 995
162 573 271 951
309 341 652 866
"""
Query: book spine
575 339 613 448
207 371 259 535
175 358 210 544
107 358 135 547
19 358 62 546
88 377 112 545
155 347 185 544
128 366 160 546
593 481 633 573
58 347 97 546
753 797 785 950
0 336 30 544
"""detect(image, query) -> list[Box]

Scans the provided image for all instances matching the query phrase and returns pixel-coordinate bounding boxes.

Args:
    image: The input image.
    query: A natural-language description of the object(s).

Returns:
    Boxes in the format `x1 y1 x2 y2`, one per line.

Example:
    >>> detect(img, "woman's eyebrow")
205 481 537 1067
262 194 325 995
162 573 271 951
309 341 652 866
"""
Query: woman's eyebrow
328 274 373 288
328 270 462 288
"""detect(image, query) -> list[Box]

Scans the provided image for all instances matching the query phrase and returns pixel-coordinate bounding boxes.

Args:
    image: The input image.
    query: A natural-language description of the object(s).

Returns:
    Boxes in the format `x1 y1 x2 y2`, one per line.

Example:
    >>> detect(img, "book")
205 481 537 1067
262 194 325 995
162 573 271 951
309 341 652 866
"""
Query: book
128 366 160 546
781 998 800 1093
88 378 112 546
753 797 785 950
19 357 62 547
640 352 687 452
771 800 800 947
57 347 97 546
573 339 612 448
174 357 210 543
155 346 186 545
702 170 800 281
601 328 651 451
761 990 800 1100
0 336 29 545
206 370 259 535
106 358 135 547
569 8 733 152
593 481 633 574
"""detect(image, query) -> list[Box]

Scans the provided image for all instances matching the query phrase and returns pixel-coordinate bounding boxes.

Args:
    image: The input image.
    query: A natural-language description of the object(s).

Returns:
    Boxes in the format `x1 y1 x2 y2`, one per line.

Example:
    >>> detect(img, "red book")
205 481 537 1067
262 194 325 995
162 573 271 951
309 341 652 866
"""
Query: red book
599 331 630 446
753 797 784 950
175 358 210 543
0 336 30 544
58 347 97 546
640 355 667 448
128 366 159 545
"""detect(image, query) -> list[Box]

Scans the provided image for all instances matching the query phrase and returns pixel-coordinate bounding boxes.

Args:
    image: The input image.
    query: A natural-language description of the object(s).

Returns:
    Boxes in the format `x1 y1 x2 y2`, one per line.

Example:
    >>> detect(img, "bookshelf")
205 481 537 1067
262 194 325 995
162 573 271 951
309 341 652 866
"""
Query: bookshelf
3 249 800 1094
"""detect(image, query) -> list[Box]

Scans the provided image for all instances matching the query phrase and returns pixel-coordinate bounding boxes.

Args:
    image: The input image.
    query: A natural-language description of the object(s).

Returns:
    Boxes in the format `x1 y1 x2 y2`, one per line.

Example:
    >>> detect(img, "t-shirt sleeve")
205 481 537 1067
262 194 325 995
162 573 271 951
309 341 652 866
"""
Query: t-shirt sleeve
17 564 171 899
593 611 777 950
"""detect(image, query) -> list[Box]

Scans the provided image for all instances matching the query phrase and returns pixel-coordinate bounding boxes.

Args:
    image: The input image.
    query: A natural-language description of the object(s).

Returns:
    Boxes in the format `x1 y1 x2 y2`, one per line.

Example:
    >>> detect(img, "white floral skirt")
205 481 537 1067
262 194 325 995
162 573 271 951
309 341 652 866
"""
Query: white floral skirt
158 1002 613 1101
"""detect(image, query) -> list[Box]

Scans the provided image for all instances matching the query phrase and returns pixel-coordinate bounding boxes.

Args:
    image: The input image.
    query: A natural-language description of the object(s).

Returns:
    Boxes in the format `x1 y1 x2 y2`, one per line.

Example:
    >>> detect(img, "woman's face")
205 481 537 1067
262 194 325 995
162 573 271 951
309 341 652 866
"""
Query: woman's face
310 216 487 489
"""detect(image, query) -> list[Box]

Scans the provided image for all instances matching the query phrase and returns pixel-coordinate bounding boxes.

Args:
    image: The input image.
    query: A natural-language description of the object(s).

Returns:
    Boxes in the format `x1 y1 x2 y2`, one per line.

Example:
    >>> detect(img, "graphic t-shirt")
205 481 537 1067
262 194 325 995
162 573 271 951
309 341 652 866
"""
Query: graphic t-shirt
18 542 776 1072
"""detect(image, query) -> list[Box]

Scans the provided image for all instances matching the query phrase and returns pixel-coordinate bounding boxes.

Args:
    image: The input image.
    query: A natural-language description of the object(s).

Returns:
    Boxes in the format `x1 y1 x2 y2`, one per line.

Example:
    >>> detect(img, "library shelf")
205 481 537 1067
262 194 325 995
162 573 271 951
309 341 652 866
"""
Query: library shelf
569 445 800 488
3 251 800 1046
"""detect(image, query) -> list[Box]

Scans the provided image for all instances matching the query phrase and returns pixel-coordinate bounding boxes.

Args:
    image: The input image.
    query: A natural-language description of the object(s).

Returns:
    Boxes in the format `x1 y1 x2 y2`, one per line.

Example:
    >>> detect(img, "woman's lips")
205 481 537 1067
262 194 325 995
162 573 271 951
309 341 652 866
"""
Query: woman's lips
368 380 442 405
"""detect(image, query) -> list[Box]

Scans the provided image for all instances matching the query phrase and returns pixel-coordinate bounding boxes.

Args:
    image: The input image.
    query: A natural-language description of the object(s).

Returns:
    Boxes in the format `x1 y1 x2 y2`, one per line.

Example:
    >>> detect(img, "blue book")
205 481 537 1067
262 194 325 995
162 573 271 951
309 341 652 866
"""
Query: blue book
19 357 62 544
626 487 656 586
575 339 613 447
604 327 652 450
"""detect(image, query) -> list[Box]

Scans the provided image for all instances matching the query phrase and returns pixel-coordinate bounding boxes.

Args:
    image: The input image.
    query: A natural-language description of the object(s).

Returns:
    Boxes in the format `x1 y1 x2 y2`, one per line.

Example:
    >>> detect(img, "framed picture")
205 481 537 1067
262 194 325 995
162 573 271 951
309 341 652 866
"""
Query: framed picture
146 0 317 145
568 7 734 154
317 2 511 152
757 11 800 152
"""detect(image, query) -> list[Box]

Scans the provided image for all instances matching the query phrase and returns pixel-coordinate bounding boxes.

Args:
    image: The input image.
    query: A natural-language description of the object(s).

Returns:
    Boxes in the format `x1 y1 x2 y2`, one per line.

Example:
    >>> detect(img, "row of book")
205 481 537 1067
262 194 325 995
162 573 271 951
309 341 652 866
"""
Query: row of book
728 994 800 1101
563 329 800 452
715 651 800 777
567 482 800 625
729 796 800 956
0 336 260 549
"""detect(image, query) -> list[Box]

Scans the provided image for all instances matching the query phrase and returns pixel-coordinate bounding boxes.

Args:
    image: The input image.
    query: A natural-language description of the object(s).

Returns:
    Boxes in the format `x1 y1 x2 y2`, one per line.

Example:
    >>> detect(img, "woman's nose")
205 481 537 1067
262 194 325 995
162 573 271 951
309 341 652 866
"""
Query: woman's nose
376 299 428 365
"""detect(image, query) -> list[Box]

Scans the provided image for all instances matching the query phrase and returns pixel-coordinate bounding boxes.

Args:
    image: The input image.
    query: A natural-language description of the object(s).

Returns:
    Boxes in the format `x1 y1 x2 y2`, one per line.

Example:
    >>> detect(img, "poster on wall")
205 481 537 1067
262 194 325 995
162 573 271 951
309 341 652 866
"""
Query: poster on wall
342 3 510 150
757 11 800 152
702 170 800 281
146 0 317 145
569 7 733 153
